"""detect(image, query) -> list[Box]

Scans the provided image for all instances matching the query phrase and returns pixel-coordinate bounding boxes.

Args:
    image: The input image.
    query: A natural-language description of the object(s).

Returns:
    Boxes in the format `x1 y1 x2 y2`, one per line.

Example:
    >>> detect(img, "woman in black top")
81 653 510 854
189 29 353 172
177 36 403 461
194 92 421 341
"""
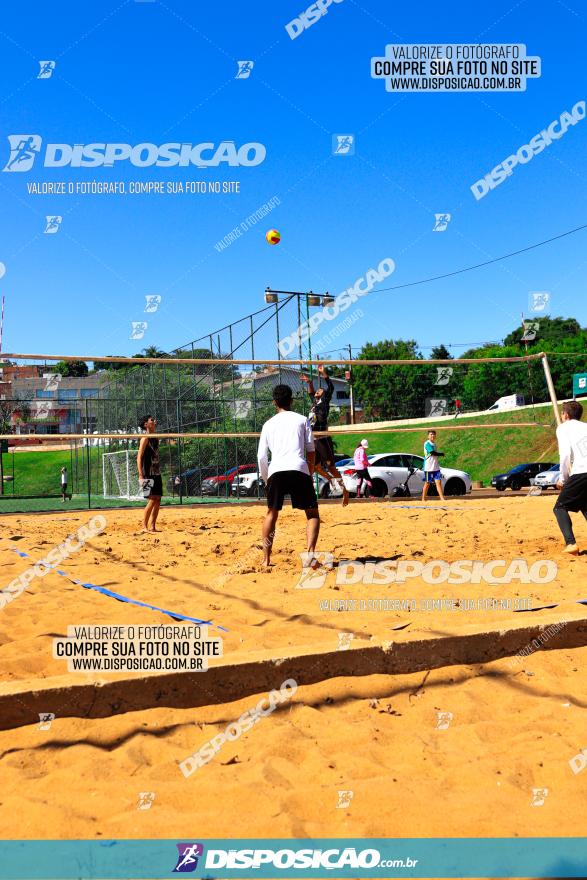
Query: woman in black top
137 414 162 532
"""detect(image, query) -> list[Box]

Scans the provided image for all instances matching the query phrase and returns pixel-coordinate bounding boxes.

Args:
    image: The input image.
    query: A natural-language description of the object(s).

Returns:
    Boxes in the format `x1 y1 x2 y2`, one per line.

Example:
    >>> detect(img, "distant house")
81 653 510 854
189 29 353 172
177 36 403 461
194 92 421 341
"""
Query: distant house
9 373 104 440
0 361 43 400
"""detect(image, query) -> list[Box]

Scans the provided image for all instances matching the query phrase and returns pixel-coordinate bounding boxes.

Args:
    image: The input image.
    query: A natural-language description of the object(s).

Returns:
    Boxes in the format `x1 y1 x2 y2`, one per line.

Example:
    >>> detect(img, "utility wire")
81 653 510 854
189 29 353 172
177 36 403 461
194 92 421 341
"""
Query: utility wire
374 222 587 295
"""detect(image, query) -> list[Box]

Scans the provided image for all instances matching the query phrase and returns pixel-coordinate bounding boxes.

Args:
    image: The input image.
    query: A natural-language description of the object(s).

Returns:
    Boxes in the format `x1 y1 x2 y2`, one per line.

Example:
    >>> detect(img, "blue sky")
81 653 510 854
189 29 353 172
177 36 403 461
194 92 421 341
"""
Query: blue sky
0 0 586 362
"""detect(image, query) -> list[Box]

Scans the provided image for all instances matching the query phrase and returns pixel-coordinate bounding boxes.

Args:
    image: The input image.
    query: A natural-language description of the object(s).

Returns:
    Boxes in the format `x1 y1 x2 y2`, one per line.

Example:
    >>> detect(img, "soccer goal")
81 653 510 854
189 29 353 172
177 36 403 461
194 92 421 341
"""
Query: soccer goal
102 449 142 500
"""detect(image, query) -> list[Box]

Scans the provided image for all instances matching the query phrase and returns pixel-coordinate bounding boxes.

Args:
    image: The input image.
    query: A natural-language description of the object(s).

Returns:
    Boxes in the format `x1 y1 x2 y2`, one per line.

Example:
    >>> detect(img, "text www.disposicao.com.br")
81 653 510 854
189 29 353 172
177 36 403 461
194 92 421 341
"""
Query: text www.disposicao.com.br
70 657 202 671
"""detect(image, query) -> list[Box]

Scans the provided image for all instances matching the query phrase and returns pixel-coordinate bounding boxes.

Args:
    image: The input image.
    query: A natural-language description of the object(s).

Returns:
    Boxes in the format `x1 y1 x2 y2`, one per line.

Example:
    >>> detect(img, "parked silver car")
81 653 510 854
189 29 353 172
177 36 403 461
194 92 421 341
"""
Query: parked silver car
530 464 561 489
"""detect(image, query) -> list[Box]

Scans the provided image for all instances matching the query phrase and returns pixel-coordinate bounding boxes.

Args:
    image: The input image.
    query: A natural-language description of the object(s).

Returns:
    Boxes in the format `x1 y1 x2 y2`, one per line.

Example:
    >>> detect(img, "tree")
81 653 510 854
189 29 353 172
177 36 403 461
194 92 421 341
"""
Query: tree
0 400 16 434
504 316 581 348
92 357 128 372
134 346 169 359
430 344 453 360
172 347 238 382
352 339 432 420
54 360 88 377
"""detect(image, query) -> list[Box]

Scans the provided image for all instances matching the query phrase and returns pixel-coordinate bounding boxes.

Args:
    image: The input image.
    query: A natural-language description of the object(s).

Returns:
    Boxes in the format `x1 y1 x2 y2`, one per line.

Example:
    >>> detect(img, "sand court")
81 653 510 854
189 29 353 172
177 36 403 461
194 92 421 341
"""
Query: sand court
0 497 586 840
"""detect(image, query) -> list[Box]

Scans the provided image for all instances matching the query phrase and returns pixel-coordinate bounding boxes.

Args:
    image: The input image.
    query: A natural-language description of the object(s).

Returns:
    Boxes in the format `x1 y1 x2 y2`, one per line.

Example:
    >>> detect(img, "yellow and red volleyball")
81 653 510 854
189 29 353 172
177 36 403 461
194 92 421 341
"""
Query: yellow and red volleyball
265 229 280 245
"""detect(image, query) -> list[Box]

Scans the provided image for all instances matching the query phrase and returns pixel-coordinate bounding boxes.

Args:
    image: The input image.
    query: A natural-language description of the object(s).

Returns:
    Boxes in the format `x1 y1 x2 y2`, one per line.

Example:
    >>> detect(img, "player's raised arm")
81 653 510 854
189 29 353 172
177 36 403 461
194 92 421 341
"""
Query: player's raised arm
318 365 334 403
301 371 315 397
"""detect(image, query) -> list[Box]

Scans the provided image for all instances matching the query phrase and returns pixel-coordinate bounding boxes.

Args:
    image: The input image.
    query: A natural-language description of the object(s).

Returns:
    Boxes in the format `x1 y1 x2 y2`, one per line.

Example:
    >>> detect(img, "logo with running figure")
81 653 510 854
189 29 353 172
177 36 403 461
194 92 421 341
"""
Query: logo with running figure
434 366 453 386
144 294 162 313
236 61 254 79
173 843 204 873
137 791 156 810
130 321 148 340
37 60 56 79
425 397 448 417
332 134 355 155
337 631 354 650
521 321 540 342
38 712 55 730
529 291 550 313
44 215 62 234
3 135 42 172
295 551 334 588
436 710 453 729
433 213 451 232
530 788 548 807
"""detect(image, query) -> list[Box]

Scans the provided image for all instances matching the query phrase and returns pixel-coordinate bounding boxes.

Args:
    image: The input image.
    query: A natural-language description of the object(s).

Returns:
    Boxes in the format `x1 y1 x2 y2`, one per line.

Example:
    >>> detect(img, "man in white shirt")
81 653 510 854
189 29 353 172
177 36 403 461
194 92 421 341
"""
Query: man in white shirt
258 383 319 567
554 400 587 554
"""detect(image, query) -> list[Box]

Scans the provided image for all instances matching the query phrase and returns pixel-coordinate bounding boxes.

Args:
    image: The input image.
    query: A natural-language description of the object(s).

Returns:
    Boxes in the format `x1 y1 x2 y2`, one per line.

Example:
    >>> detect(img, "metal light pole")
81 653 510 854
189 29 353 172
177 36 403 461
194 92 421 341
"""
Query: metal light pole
264 287 329 496
264 287 329 383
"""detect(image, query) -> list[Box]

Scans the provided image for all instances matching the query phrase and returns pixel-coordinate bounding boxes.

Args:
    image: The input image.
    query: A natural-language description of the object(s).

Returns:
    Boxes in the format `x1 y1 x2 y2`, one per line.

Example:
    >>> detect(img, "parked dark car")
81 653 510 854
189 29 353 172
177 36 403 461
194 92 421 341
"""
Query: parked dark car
167 466 221 497
201 464 259 496
491 462 556 492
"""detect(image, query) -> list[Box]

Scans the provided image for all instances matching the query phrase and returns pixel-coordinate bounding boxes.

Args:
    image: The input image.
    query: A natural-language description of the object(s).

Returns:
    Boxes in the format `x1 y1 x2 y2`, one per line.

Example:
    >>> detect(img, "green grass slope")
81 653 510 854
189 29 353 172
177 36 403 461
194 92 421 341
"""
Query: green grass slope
333 407 561 484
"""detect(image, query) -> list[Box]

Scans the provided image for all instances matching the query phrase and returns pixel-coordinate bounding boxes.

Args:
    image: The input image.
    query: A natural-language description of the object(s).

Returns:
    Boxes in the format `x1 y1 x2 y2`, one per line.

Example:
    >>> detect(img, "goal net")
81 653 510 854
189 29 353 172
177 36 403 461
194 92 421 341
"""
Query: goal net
102 450 142 500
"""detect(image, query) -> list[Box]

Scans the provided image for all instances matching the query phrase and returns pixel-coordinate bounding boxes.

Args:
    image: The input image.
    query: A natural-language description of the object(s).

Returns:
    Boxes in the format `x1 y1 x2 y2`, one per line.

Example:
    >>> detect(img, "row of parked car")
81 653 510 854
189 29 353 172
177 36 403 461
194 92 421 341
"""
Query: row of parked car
169 453 473 499
167 464 258 497
169 456 563 498
491 462 560 491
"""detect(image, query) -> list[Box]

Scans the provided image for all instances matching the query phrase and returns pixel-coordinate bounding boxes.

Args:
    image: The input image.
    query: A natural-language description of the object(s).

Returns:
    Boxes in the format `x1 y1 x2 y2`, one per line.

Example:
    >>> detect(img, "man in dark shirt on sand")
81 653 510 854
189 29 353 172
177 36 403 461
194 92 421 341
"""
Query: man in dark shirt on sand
301 365 349 506
137 414 162 532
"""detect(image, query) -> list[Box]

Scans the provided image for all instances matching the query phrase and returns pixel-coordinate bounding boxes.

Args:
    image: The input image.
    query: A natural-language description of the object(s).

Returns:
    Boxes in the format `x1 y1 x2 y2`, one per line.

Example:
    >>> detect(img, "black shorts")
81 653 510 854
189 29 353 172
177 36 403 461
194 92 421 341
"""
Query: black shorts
267 470 318 511
554 473 587 512
147 475 163 498
314 436 335 467
61 483 67 492
355 468 370 480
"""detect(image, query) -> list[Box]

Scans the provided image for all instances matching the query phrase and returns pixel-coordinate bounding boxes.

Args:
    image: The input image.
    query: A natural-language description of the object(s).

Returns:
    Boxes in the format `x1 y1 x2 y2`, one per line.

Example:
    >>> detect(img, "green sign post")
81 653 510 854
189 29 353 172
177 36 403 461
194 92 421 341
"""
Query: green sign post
573 372 587 397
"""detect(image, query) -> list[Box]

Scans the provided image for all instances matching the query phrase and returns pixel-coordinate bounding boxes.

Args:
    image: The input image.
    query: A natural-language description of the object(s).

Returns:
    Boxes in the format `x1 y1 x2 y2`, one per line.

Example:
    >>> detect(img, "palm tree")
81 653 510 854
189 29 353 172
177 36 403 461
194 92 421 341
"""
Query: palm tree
135 346 169 359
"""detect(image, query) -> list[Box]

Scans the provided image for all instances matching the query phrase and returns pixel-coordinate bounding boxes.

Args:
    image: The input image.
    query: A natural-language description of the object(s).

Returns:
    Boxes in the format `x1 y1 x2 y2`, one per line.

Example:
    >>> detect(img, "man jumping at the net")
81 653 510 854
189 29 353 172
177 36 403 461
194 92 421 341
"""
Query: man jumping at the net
301 365 349 506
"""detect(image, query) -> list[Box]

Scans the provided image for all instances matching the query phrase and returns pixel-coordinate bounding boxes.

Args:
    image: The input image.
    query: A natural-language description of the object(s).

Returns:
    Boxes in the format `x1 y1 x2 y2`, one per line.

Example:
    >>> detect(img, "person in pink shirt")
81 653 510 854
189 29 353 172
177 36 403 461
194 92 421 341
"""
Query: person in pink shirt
353 439 373 498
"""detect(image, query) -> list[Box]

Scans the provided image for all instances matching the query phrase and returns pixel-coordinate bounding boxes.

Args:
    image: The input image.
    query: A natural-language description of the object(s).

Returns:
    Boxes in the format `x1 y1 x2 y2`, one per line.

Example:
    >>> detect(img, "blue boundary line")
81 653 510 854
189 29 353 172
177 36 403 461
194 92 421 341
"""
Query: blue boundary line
4 544 229 632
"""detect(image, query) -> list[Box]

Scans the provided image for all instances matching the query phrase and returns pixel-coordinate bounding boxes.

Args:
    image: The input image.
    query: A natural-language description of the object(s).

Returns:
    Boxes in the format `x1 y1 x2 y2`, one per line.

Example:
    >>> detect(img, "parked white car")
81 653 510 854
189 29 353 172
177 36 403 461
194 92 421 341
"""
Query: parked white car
231 471 264 497
340 452 472 498
530 464 561 489
232 470 342 498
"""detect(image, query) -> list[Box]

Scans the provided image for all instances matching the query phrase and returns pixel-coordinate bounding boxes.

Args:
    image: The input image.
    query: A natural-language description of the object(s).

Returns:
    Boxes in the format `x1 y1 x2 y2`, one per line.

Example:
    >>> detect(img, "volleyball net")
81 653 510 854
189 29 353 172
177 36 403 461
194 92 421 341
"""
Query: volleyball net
0 349 574 511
